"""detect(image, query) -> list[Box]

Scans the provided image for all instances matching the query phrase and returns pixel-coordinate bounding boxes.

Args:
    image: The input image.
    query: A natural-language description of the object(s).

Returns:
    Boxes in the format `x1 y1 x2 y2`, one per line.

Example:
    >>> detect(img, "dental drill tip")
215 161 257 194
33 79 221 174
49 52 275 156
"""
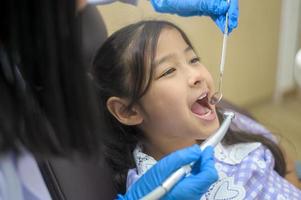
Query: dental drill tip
223 111 235 119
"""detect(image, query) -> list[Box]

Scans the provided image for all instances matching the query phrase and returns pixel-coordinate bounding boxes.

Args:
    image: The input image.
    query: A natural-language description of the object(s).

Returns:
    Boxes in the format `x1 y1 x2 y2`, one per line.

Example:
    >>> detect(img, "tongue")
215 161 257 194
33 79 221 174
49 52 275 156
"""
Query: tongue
191 102 210 115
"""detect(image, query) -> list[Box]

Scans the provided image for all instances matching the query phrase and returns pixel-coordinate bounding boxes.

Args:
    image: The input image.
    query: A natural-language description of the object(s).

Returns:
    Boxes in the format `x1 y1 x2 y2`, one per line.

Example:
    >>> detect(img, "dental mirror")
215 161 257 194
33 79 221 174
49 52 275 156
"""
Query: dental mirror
210 0 230 105
210 73 223 105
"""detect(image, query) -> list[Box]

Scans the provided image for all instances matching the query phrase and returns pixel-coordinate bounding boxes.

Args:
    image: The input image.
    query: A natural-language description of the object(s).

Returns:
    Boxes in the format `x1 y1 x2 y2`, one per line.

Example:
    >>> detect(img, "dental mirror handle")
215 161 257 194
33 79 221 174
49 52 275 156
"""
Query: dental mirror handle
220 0 230 75
141 111 235 200
210 1 230 106
220 13 229 76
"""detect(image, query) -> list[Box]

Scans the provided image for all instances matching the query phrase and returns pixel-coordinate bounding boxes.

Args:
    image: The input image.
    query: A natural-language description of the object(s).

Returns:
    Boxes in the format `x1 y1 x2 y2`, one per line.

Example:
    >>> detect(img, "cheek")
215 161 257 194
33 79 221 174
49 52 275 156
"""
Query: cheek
144 91 179 112
202 67 215 88
141 85 186 117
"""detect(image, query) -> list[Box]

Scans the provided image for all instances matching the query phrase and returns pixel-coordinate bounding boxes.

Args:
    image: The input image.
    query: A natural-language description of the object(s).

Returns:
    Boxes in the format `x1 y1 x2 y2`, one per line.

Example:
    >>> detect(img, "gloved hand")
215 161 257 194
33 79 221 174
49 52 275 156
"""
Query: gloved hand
117 145 218 200
150 0 239 34
211 0 238 34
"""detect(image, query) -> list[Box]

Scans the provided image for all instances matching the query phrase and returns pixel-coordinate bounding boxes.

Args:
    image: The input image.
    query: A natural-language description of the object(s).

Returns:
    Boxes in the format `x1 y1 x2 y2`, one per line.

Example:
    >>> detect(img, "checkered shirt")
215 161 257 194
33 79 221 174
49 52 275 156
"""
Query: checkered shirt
126 111 301 199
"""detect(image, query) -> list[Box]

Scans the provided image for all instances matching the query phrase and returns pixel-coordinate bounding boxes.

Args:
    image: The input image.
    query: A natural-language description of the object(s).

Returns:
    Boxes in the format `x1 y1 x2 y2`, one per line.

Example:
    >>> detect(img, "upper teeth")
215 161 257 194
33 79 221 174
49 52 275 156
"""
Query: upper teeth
198 93 207 100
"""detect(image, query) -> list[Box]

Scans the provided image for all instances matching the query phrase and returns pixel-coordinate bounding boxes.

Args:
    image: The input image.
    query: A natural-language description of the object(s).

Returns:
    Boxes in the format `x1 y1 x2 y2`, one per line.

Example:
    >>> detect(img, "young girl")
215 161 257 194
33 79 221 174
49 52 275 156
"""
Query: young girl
92 20 301 199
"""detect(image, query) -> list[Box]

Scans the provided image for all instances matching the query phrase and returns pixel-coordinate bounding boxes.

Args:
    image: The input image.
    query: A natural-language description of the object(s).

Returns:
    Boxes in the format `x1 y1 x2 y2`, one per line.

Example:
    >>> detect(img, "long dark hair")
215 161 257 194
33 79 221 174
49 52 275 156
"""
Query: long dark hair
92 20 286 193
0 0 103 156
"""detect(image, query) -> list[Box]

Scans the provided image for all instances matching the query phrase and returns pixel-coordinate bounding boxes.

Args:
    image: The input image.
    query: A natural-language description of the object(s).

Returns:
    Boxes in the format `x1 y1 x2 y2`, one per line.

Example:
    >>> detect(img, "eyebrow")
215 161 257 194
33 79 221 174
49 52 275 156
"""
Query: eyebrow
154 46 193 67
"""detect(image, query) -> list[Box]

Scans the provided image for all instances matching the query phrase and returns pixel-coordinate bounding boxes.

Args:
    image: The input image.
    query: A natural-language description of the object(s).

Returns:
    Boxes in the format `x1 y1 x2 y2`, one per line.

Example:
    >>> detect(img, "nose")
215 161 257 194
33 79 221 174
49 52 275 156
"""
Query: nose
187 67 205 87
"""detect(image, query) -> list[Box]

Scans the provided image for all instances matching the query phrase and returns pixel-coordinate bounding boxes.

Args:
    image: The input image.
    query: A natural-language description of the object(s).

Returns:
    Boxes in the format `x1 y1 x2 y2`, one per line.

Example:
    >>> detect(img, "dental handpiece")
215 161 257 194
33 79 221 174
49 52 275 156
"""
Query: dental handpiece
141 111 235 200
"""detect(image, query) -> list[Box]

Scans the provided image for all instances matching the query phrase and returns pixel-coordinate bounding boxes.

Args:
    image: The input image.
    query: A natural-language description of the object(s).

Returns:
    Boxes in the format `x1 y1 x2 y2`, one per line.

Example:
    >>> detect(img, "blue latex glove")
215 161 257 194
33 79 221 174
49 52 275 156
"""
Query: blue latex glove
150 0 239 34
211 0 239 34
117 145 218 200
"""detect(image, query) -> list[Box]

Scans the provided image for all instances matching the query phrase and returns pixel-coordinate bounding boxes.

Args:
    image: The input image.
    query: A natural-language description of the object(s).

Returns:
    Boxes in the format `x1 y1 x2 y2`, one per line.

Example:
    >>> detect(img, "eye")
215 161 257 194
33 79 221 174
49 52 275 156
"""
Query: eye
189 57 201 64
157 68 176 79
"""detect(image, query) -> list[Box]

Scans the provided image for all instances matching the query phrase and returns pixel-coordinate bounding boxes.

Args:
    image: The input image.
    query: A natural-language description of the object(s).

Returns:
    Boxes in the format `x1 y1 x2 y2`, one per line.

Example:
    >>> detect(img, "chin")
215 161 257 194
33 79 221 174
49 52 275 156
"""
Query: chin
191 118 220 140
193 127 217 141
204 121 220 137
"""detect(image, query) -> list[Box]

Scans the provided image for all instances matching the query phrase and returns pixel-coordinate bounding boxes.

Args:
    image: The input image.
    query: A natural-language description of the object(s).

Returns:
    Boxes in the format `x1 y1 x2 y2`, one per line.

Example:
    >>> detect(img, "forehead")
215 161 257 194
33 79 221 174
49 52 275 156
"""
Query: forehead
156 28 189 57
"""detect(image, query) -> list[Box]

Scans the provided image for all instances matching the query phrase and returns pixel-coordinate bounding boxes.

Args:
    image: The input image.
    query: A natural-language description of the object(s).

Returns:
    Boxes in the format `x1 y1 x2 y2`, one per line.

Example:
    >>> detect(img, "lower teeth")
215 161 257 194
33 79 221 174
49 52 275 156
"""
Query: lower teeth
202 109 211 116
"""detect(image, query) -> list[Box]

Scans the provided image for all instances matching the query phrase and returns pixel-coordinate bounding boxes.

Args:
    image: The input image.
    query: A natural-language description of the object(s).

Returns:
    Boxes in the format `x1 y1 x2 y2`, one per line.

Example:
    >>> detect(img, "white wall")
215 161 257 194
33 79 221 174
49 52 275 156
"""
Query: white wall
274 0 301 101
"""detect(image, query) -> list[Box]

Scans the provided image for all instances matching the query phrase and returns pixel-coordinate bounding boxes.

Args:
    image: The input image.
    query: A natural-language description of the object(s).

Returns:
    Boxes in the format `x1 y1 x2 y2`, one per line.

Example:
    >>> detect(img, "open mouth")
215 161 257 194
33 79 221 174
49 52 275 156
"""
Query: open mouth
191 92 216 121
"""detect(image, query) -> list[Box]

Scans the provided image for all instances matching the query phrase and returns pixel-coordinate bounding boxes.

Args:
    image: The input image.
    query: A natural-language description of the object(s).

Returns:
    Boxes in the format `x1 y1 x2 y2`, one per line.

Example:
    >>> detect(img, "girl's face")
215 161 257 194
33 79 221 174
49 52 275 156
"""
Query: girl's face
137 28 220 157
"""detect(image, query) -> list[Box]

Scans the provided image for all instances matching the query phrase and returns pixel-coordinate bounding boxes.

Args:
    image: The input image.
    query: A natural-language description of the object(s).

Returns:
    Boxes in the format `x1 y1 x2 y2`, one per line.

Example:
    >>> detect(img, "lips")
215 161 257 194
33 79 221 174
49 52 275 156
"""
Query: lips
191 92 216 121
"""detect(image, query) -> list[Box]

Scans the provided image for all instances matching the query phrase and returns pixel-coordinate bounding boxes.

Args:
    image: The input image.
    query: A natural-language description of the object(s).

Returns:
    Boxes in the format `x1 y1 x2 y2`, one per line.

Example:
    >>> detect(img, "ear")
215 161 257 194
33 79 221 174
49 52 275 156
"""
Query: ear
106 97 143 126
